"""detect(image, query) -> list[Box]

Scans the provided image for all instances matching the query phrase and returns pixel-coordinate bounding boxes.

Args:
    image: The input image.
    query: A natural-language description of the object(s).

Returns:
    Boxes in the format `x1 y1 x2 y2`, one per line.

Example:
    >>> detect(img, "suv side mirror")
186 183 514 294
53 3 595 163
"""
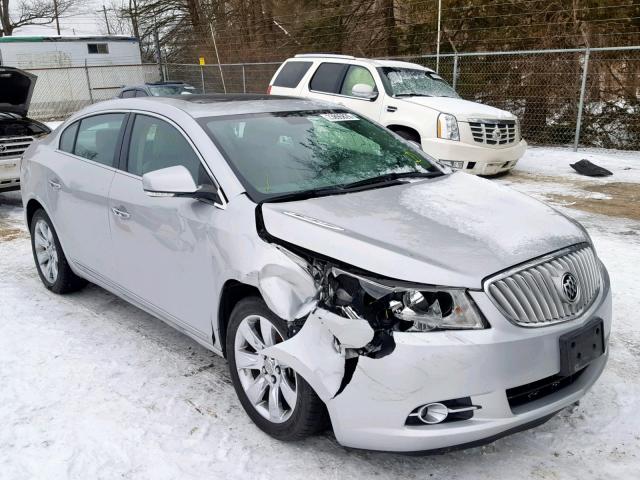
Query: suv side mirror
142 165 220 203
351 83 378 101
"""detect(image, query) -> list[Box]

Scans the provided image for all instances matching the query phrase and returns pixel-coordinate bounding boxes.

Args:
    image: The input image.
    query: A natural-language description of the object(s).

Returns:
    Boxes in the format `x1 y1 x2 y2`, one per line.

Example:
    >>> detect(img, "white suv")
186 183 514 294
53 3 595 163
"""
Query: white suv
268 54 527 175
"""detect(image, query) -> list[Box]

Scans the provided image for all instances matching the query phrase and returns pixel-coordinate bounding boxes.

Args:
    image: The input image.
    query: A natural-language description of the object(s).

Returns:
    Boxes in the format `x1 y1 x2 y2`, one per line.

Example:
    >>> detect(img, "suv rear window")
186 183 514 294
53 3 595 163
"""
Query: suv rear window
273 61 312 88
309 63 349 94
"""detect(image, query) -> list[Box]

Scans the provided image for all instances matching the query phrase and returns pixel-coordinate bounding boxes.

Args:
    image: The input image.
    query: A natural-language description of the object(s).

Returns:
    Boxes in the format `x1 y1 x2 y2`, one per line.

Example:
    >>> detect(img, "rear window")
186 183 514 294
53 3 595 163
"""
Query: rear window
272 61 312 88
309 63 349 94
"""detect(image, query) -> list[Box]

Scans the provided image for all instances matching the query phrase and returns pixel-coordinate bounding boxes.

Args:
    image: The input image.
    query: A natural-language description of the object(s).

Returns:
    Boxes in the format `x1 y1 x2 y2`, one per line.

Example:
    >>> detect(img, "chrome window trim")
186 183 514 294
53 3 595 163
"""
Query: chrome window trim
483 243 602 328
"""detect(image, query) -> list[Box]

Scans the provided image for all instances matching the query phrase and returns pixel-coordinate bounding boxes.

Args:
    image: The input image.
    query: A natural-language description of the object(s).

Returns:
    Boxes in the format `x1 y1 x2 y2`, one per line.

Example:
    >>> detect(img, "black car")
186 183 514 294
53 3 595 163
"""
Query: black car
116 81 197 98
0 67 50 192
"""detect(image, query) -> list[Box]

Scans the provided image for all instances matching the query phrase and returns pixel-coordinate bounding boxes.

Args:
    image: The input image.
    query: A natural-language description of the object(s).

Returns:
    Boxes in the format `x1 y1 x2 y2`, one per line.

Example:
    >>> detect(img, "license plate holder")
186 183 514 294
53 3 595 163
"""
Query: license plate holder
559 318 605 377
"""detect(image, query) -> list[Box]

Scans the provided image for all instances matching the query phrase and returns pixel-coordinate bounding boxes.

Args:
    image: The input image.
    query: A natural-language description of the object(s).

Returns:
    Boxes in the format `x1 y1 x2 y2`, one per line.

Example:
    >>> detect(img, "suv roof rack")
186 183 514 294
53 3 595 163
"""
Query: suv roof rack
294 53 356 60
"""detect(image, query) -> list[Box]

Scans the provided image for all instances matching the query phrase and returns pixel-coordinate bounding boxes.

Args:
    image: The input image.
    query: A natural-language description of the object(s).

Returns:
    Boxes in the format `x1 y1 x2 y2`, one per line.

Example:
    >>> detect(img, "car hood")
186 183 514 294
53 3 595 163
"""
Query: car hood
399 96 515 122
0 67 37 117
261 173 587 288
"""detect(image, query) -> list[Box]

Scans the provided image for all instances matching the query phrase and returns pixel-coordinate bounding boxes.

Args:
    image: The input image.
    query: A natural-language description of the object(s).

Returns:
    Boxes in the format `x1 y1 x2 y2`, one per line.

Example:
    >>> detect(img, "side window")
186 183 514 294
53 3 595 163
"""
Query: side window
59 121 79 153
340 66 377 96
126 114 212 185
135 90 148 97
273 61 312 88
120 90 136 98
309 63 349 94
88 43 109 54
73 113 126 167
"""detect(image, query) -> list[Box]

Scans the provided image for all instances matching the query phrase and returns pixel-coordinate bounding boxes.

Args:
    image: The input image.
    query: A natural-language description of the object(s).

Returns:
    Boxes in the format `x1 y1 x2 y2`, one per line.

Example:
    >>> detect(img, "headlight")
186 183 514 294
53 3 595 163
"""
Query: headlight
389 289 485 331
437 113 460 141
326 267 486 333
515 117 522 141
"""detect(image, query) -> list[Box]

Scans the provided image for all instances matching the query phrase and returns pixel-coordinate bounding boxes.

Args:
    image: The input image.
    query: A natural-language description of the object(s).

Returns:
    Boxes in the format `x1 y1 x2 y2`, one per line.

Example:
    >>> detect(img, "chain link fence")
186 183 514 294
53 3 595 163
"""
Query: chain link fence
25 47 639 151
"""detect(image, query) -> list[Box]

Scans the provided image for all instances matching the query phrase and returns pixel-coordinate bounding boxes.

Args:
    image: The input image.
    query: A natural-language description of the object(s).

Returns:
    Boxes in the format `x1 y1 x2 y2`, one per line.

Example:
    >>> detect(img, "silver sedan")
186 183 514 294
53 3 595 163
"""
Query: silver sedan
20 95 611 452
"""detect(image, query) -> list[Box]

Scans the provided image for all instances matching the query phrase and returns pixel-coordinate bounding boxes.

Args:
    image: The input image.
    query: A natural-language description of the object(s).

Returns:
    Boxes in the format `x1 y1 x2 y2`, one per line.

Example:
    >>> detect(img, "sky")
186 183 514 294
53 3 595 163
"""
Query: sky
12 0 116 36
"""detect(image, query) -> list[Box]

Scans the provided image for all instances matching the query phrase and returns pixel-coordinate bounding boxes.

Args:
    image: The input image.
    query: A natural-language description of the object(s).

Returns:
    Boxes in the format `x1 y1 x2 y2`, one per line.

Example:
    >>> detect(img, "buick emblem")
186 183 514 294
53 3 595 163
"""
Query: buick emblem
561 272 579 303
0 144 6 153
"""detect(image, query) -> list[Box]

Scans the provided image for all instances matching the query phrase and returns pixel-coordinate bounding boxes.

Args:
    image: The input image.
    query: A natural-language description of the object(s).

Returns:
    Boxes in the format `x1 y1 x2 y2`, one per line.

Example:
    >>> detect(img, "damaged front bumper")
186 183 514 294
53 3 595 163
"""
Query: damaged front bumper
262 272 612 453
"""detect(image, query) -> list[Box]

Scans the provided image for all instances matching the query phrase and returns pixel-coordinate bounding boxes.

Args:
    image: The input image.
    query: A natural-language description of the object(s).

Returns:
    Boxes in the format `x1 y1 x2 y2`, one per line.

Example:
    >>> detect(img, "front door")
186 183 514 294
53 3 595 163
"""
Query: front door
108 113 220 341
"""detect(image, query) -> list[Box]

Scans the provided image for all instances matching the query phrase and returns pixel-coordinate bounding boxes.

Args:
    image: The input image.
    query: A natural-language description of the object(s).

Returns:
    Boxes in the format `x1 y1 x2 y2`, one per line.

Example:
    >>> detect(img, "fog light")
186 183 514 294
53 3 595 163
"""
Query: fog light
417 402 449 424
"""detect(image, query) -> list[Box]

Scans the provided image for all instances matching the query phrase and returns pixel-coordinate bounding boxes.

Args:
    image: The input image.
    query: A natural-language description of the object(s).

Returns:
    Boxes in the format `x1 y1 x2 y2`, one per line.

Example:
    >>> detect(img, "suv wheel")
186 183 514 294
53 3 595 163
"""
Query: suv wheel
394 128 422 148
227 297 329 440
30 209 87 294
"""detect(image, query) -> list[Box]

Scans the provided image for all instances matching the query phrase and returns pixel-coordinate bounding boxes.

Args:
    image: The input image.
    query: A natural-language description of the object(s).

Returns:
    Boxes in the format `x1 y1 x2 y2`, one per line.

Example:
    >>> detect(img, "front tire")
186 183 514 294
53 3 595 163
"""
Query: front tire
227 297 329 441
30 209 87 294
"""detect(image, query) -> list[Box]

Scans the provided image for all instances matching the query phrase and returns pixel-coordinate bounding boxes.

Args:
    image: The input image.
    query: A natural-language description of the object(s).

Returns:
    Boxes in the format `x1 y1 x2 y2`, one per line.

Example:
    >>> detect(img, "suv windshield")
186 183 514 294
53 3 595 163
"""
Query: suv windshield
200 110 442 202
148 85 194 96
379 67 459 98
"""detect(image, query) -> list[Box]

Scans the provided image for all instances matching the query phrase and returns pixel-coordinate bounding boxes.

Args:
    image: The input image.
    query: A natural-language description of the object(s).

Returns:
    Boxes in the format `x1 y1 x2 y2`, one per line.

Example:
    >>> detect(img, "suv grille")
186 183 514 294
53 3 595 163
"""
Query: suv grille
485 244 601 327
469 119 517 145
0 136 34 159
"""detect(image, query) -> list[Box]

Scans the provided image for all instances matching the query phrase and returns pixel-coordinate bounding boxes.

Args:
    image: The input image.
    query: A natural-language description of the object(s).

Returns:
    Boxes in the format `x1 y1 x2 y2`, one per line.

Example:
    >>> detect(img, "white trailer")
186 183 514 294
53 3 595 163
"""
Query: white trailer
0 36 142 68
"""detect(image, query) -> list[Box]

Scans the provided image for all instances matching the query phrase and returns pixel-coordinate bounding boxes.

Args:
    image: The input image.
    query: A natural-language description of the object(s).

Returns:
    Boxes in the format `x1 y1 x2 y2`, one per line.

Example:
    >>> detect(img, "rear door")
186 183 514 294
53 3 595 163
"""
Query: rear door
48 112 127 280
108 113 222 340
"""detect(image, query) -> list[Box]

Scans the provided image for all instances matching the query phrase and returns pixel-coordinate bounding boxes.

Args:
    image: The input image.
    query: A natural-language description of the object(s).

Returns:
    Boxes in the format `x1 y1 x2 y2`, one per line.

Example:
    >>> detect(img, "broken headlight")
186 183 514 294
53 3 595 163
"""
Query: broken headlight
324 268 486 333
389 289 485 331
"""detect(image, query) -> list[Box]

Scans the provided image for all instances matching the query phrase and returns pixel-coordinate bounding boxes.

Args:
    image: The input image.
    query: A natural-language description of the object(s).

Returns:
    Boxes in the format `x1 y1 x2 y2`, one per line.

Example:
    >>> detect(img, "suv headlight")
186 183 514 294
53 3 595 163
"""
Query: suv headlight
389 289 485 331
437 113 460 141
515 117 522 141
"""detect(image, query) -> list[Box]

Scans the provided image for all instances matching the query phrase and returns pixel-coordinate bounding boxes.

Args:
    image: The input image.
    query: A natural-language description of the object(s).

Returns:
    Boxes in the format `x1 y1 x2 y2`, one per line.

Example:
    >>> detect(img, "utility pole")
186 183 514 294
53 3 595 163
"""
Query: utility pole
153 14 164 81
102 5 111 35
53 0 61 35
436 0 442 73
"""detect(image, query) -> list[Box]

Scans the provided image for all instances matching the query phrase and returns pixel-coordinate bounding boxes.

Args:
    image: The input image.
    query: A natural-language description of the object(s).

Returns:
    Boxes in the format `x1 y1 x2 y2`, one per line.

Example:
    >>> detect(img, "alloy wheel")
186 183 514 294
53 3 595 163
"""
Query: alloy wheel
34 219 58 284
234 314 298 423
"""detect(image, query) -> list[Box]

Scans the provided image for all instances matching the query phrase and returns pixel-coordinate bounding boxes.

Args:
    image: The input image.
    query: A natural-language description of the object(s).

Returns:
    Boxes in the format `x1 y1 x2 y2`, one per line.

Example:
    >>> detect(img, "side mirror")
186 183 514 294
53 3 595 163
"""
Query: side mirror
351 83 378 100
142 165 220 203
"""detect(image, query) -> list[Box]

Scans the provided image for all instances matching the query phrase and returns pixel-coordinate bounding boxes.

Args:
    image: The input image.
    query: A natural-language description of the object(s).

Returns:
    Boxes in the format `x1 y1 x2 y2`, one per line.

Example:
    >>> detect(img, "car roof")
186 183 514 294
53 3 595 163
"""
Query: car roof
84 94 339 118
292 54 433 72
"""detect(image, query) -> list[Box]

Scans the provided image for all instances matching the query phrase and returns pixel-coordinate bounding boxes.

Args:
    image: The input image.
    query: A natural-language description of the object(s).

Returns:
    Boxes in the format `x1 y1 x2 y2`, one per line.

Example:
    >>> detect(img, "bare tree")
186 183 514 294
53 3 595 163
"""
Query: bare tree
0 0 77 36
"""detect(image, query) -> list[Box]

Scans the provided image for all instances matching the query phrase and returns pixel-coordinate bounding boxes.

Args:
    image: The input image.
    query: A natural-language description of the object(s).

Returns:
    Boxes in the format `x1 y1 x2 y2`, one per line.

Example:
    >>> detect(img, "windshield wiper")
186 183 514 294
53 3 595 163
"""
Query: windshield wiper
339 171 441 190
262 185 347 203
393 93 432 97
263 172 441 203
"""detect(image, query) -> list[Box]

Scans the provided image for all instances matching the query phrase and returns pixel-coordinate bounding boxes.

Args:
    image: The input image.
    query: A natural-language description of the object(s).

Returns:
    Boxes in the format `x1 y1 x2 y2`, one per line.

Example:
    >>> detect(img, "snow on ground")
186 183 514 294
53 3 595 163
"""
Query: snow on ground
1 147 639 480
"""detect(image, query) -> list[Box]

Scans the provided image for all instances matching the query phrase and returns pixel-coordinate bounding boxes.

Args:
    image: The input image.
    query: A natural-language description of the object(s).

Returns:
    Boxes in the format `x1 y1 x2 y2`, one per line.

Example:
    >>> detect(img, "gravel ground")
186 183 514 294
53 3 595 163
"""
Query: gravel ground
1 147 639 480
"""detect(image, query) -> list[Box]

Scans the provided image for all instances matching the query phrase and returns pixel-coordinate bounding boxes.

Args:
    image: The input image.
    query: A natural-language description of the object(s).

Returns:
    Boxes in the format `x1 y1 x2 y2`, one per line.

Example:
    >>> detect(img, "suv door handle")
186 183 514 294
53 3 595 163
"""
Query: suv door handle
48 179 61 190
111 207 131 220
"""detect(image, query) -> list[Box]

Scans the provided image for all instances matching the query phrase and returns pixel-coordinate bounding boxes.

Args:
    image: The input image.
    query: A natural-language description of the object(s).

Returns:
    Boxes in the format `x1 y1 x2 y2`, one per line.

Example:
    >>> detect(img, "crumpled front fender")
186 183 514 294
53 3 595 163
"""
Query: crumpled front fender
261 308 374 401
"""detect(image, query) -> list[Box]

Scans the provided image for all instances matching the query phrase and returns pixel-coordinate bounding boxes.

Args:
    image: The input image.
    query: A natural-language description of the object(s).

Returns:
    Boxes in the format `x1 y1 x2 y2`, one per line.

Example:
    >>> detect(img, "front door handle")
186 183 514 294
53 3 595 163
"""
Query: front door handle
48 179 61 190
111 207 131 220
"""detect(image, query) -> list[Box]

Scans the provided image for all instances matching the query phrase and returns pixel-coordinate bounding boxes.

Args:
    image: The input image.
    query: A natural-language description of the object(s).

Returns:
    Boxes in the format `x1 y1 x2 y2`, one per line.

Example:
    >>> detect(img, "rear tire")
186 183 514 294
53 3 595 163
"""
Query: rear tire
30 209 87 294
227 296 329 441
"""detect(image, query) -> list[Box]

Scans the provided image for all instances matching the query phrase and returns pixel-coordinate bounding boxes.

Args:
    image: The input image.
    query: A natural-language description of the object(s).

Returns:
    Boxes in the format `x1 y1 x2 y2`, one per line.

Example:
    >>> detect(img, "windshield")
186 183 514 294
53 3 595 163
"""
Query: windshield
149 85 194 96
200 110 442 202
379 67 459 98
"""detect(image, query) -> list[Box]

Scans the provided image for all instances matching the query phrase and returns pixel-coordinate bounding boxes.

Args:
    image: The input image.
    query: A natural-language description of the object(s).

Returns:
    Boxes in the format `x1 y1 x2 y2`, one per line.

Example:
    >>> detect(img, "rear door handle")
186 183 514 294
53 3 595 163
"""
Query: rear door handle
48 179 61 190
111 207 131 220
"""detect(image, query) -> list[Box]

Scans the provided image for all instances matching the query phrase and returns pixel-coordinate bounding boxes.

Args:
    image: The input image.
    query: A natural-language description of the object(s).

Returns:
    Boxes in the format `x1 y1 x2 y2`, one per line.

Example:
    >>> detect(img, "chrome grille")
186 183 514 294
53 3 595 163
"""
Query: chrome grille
0 136 34 159
469 119 517 145
485 244 601 327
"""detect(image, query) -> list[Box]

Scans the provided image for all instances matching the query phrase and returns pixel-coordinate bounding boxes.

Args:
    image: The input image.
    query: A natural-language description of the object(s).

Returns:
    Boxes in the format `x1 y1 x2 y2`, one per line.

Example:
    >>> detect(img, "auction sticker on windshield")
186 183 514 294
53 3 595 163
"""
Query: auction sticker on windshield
320 113 359 122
